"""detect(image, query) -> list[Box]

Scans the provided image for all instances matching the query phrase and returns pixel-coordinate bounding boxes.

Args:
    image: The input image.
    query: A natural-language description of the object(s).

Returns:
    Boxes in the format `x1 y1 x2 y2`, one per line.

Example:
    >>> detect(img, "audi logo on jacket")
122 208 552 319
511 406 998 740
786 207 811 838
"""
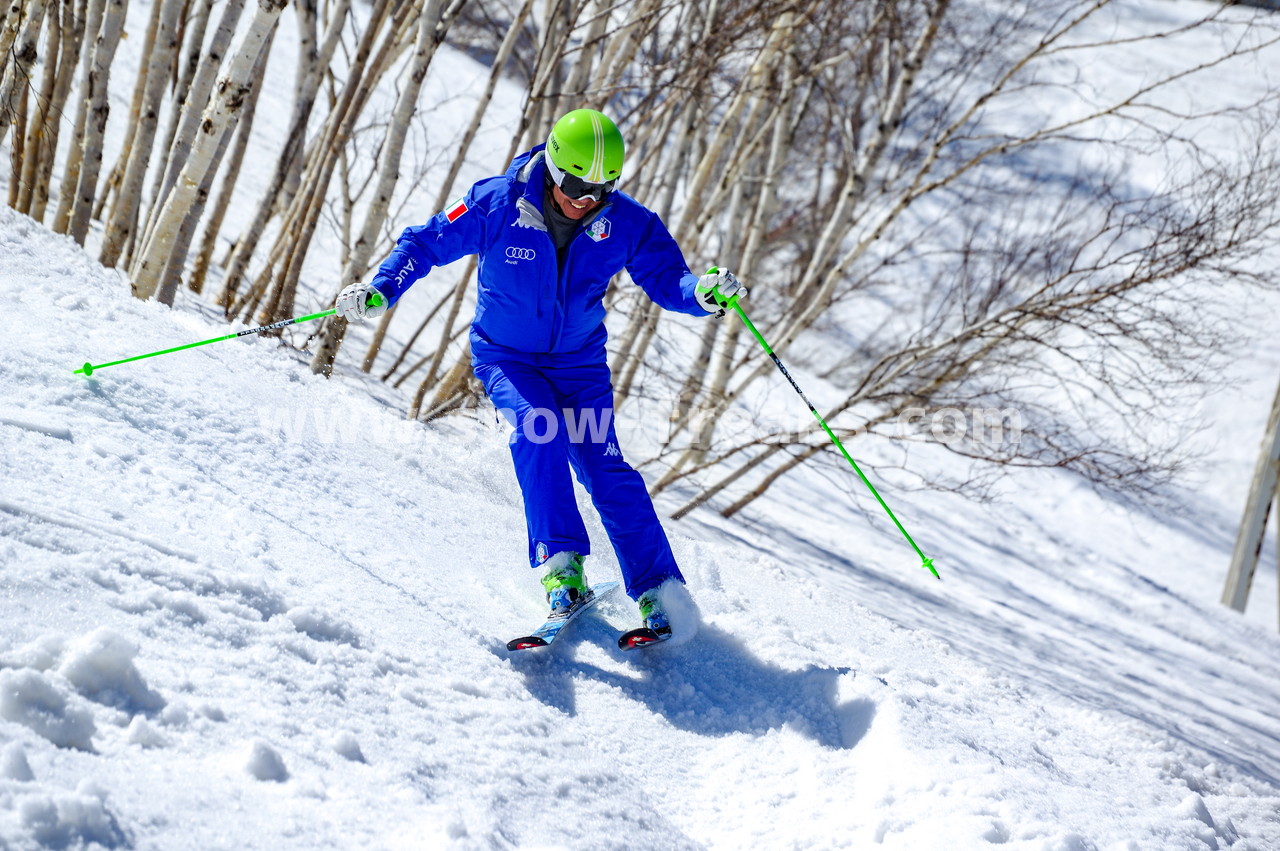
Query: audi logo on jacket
370 145 706 366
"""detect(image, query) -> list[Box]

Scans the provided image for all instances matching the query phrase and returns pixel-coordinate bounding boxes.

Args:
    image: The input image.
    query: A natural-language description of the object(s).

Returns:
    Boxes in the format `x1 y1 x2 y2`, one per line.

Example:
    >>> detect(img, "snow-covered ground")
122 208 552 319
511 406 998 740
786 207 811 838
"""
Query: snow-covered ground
4 0 1280 849
3 203 1278 850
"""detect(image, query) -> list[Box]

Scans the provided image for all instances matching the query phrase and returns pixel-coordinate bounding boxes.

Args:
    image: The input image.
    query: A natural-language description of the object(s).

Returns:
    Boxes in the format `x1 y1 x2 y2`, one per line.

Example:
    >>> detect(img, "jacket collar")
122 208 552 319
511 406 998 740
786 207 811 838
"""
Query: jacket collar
507 144 612 232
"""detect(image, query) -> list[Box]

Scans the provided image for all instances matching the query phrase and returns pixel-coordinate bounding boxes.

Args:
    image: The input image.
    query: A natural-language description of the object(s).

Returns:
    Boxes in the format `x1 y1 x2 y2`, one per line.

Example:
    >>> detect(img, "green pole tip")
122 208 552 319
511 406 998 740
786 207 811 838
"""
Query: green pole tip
78 362 94 377
921 556 939 579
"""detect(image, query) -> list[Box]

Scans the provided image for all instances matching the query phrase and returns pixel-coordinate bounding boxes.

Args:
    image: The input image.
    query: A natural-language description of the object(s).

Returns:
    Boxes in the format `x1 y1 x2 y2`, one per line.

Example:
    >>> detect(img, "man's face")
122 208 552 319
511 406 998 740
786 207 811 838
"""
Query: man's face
550 182 603 221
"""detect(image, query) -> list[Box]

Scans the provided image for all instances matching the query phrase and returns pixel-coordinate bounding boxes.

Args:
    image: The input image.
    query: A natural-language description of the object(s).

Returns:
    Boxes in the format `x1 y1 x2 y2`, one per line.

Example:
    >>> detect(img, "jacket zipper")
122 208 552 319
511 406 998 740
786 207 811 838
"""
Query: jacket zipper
549 202 611 352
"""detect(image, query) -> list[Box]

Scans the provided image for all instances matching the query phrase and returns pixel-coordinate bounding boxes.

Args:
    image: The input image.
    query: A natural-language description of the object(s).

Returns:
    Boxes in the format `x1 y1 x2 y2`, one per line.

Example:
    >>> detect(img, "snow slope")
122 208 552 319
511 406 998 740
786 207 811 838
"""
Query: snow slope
5 0 1280 848
2 203 1280 849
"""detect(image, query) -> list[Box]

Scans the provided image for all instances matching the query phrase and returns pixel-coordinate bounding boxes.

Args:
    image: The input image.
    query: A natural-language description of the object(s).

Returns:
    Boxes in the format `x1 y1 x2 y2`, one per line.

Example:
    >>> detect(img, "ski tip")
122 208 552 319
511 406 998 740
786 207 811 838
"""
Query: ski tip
507 636 550 652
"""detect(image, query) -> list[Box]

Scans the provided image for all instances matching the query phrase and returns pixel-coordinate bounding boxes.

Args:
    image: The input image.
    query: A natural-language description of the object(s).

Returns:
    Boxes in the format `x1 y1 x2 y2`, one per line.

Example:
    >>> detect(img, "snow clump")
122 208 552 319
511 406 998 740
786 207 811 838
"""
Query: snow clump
18 782 127 848
0 669 96 751
57 628 165 714
244 740 289 782
331 731 366 763
0 743 34 782
284 606 362 647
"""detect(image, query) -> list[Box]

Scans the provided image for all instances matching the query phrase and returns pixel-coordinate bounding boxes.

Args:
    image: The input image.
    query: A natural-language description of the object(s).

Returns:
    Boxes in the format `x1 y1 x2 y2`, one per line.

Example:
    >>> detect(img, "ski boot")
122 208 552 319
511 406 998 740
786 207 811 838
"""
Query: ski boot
637 589 672 637
619 587 673 650
540 552 588 615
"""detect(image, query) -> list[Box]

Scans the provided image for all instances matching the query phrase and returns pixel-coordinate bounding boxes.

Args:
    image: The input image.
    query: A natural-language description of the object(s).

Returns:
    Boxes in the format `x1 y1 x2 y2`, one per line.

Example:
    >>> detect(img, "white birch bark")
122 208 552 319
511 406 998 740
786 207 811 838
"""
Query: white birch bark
6 69 26 205
91 0 162 222
15 0 61 213
99 0 183 269
66 0 125 244
143 0 215 232
30 0 85 222
50 0 102 233
310 0 461 375
215 0 350 309
0 0 49 149
0 0 27 84
185 56 260 297
135 0 245 276
155 20 273 306
131 0 289 299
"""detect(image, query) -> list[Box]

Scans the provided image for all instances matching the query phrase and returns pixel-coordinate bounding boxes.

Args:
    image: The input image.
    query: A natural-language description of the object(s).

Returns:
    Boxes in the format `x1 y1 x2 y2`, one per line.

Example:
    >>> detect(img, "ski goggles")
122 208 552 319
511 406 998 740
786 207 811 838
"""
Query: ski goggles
545 154 616 202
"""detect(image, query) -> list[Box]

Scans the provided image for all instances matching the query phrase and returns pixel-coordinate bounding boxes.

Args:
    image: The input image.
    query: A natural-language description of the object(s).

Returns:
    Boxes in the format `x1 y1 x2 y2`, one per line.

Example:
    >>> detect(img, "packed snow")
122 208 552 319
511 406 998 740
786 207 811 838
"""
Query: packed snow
4 0 1280 849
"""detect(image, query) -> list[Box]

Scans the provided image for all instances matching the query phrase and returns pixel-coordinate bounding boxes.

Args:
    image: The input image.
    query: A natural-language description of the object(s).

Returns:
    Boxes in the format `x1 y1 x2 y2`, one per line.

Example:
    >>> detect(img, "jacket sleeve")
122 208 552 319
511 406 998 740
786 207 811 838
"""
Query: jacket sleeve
625 209 707 317
370 182 492 306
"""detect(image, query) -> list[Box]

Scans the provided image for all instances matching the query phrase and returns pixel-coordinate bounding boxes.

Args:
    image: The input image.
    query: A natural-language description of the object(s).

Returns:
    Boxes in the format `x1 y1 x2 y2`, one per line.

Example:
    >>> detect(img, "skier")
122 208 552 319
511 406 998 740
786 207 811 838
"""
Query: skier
336 108 746 642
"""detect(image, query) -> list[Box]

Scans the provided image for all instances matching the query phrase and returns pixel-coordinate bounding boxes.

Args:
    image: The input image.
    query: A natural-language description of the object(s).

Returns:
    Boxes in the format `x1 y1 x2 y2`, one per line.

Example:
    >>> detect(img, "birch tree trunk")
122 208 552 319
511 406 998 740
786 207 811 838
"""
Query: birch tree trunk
185 58 260 296
50 0 102 233
0 0 24 73
131 0 290 299
92 0 163 222
251 0 405 326
99 0 183 270
14 0 61 214
134 0 246 276
28 0 84 222
308 0 462 376
142 0 215 236
147 0 215 213
0 0 49 149
154 20 274 306
6 71 26 205
66 0 126 245
215 0 350 311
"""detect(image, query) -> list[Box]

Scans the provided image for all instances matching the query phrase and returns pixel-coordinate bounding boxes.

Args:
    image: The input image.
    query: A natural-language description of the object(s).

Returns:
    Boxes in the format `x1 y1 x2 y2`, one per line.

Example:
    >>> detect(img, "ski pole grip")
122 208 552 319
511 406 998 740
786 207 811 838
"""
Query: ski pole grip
702 267 740 310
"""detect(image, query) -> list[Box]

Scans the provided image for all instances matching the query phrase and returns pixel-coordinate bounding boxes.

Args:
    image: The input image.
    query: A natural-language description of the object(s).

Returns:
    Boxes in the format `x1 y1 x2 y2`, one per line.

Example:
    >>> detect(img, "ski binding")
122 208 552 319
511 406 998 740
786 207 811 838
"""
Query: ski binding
507 581 619 651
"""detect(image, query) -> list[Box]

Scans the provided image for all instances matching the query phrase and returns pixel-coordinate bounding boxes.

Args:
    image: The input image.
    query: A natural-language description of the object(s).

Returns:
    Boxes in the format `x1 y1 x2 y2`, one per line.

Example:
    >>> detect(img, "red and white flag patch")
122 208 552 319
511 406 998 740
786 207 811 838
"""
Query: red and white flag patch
444 197 469 223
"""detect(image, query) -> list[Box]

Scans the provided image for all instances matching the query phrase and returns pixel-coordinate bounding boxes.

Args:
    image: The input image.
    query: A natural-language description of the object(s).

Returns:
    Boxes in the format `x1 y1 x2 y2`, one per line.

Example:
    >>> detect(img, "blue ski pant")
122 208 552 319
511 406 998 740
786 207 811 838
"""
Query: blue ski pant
473 358 684 599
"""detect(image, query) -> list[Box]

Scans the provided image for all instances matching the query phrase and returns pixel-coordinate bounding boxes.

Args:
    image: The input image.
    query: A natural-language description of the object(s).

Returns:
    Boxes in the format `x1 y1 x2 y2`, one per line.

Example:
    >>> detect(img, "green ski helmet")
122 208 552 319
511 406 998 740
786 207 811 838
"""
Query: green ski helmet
546 109 625 188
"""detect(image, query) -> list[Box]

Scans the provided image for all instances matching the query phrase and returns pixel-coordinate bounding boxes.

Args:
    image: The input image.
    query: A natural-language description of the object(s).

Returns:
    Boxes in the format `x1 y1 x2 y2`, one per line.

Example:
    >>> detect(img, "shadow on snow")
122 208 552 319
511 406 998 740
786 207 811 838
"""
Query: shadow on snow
494 619 877 752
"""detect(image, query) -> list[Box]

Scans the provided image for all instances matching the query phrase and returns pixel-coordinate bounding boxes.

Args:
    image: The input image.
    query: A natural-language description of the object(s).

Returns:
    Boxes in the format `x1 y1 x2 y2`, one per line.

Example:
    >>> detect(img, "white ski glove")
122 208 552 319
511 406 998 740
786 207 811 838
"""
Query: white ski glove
696 267 747 318
335 282 388 322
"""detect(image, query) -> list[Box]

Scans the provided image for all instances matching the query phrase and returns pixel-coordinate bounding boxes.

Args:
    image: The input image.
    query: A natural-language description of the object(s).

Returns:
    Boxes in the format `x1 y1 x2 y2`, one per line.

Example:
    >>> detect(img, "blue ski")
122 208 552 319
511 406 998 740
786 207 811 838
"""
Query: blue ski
506 582 619 651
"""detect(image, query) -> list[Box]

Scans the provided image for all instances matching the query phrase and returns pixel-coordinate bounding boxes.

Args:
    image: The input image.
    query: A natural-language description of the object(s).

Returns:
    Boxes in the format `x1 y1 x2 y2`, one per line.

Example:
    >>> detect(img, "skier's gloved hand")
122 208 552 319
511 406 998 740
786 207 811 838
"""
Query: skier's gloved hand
696 267 747 318
335 282 388 322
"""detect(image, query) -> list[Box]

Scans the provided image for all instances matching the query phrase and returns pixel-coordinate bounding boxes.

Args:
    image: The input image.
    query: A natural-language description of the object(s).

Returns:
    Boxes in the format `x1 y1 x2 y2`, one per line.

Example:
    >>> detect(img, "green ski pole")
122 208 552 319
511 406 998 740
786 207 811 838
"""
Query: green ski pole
73 293 383 377
707 274 939 579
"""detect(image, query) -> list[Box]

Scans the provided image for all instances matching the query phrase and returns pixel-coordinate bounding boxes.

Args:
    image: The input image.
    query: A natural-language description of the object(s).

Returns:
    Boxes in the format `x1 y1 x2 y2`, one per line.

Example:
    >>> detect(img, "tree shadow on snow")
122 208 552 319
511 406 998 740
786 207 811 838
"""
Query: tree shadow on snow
496 618 877 751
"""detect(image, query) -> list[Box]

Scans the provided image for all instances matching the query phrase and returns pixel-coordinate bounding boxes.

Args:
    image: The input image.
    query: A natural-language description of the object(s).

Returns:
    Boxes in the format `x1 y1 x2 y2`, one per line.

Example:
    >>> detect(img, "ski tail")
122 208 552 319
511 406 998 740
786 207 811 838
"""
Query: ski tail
618 626 673 651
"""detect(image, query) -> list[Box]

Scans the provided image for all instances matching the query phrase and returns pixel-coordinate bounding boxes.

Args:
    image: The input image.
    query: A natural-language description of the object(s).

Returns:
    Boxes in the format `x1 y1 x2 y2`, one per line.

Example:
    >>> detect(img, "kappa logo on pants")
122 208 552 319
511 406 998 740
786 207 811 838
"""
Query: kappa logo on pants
604 443 621 457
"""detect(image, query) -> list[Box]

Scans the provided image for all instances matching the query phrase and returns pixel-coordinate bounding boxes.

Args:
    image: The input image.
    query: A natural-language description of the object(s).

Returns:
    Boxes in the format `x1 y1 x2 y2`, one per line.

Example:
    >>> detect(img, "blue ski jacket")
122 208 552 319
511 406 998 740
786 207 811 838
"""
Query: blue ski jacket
369 146 707 366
